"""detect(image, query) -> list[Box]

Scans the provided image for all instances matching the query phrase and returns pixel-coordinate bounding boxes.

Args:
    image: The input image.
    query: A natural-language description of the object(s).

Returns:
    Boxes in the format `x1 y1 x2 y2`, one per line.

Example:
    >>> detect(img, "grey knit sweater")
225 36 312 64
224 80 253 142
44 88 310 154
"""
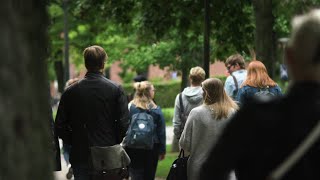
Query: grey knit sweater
179 105 236 180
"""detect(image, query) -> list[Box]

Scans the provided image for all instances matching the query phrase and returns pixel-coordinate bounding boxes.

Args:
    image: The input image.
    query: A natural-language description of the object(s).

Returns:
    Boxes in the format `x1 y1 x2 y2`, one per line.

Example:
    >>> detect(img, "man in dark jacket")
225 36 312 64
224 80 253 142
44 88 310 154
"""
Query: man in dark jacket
200 9 320 180
55 45 129 180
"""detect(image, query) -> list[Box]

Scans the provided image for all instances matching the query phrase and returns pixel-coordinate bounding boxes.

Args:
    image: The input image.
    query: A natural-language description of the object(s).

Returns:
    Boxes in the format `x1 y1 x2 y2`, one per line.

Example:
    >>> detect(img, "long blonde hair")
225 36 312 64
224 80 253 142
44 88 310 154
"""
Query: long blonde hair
202 78 238 119
132 81 156 109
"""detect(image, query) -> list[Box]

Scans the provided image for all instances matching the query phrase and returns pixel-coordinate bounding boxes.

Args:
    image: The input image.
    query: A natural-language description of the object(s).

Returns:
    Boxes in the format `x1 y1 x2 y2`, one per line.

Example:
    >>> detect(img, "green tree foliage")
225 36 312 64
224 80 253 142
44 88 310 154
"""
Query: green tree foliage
48 0 320 86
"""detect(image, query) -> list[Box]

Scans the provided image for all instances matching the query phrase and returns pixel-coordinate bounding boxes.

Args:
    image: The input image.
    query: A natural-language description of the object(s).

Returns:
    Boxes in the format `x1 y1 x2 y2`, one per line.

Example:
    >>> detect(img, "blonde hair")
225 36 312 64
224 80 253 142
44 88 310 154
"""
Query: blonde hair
242 60 277 88
288 9 320 66
189 66 206 85
202 78 238 119
132 81 156 109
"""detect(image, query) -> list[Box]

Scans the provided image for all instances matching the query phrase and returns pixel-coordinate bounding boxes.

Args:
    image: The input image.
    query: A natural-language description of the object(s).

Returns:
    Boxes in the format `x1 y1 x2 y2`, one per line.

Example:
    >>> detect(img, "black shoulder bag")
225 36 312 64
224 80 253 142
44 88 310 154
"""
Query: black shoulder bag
167 149 189 180
87 120 131 180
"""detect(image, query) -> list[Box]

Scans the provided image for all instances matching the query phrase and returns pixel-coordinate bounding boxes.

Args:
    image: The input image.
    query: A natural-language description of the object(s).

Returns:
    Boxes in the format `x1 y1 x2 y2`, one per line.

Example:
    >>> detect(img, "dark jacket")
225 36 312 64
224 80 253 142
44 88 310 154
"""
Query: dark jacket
55 72 129 164
201 82 320 180
236 85 282 105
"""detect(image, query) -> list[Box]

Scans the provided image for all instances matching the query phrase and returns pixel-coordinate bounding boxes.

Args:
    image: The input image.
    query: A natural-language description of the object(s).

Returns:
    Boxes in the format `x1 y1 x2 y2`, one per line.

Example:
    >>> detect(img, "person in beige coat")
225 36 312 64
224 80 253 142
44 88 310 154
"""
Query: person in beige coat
179 78 238 180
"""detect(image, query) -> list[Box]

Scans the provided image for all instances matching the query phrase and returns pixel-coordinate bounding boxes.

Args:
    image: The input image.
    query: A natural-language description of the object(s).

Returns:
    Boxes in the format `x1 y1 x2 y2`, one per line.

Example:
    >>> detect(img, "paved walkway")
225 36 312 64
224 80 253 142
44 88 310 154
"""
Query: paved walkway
54 126 174 180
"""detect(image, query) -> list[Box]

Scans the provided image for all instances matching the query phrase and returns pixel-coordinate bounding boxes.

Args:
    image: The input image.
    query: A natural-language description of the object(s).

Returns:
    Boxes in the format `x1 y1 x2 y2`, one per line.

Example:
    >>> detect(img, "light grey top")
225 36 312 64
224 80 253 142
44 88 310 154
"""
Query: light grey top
224 69 247 99
179 105 236 180
173 86 203 138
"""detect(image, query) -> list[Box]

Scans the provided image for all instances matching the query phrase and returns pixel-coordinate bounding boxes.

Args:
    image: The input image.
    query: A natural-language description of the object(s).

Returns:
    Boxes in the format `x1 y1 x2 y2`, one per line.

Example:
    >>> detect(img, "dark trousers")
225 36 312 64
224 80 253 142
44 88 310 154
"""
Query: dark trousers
126 144 160 180
72 163 123 180
72 163 90 180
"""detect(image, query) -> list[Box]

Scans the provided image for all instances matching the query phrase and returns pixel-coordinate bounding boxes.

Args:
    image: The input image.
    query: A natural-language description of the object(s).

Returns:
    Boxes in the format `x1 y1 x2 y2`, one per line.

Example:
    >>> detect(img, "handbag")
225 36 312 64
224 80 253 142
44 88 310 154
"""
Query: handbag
90 144 131 179
167 149 189 180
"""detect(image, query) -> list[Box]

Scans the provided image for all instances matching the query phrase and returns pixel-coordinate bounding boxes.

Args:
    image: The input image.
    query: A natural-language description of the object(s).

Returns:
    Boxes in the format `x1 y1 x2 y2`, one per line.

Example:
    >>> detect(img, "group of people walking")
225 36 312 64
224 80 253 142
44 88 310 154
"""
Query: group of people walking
53 8 320 180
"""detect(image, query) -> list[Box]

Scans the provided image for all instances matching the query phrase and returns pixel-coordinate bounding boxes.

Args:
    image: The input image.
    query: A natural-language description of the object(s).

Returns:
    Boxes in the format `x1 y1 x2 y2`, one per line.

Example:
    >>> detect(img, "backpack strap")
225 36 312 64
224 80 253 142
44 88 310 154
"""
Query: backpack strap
231 74 239 96
179 93 184 115
267 120 320 180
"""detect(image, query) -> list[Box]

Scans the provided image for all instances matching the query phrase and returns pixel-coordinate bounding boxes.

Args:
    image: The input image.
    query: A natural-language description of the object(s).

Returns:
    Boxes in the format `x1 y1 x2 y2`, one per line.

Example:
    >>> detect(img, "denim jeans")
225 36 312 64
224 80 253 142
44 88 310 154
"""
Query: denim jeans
72 163 90 180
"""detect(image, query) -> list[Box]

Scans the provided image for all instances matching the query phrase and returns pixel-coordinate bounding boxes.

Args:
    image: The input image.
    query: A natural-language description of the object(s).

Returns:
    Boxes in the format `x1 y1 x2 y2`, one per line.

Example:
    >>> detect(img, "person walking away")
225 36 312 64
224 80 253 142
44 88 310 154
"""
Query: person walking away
236 60 282 105
55 45 129 180
224 54 247 100
173 66 206 142
200 9 320 180
179 78 238 180
62 77 80 179
124 81 166 180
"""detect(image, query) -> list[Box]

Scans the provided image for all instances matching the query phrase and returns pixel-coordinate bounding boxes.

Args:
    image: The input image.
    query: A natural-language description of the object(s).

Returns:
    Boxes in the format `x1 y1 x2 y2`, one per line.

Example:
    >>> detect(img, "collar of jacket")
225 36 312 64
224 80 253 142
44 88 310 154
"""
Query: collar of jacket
85 71 104 78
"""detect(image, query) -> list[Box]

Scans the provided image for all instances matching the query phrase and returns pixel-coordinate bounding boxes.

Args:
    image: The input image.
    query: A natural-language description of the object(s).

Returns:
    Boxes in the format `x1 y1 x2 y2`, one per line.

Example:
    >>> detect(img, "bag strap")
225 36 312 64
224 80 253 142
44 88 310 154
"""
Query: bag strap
231 74 239 95
267 120 320 180
178 149 185 158
179 93 184 115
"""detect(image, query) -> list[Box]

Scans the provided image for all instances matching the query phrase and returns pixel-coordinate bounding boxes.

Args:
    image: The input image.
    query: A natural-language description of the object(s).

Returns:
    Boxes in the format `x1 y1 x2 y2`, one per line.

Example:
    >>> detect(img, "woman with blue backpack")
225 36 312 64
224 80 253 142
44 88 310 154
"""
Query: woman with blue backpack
123 81 166 180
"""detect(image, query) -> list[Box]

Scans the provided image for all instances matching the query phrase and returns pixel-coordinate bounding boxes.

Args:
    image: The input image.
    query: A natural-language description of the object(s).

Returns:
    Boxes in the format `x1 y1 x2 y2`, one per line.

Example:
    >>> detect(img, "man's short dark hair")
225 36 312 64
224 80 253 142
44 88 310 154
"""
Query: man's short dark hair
225 54 246 69
83 45 108 71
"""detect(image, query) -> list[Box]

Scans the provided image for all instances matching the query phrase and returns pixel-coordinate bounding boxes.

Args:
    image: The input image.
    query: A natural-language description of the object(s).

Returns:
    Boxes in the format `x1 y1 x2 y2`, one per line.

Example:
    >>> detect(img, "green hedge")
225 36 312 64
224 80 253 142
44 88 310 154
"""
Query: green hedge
123 80 181 108
162 108 174 126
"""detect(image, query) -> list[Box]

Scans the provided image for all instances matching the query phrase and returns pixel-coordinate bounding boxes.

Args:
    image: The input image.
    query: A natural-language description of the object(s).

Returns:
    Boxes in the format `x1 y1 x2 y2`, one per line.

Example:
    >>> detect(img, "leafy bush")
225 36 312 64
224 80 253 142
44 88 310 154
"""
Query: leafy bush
213 75 227 83
162 108 174 126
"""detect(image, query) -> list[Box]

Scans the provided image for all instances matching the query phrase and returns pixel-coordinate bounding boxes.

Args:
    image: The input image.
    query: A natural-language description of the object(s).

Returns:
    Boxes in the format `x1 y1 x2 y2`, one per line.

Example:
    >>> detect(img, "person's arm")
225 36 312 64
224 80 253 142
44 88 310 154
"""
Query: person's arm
157 107 167 160
276 85 283 96
236 87 246 105
179 109 196 154
54 93 72 145
200 106 255 179
224 76 235 98
116 86 130 140
173 94 182 139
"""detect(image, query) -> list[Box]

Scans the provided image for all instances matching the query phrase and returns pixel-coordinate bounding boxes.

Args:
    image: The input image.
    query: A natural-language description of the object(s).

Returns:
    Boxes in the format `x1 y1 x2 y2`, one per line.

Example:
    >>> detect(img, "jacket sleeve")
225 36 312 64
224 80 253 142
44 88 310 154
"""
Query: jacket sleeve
54 93 72 145
157 108 167 155
236 87 246 105
173 94 182 138
275 85 283 96
179 109 195 153
116 85 130 140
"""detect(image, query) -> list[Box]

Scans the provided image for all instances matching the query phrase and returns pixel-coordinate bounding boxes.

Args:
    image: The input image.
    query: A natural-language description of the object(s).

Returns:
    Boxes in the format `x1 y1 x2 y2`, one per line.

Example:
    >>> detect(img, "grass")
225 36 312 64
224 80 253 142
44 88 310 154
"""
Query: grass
156 144 179 178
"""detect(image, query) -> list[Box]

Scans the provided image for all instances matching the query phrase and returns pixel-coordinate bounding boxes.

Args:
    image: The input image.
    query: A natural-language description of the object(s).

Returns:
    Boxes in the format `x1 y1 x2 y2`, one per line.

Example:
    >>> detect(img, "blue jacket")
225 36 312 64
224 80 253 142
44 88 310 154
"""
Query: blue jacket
236 85 282 105
129 104 166 154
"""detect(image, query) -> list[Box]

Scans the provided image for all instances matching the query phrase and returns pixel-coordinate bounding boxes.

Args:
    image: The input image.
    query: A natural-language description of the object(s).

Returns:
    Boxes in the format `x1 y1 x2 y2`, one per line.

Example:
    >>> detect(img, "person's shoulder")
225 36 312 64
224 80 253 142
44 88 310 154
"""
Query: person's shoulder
190 105 207 114
99 77 125 92
225 75 233 83
150 105 163 114
63 79 81 94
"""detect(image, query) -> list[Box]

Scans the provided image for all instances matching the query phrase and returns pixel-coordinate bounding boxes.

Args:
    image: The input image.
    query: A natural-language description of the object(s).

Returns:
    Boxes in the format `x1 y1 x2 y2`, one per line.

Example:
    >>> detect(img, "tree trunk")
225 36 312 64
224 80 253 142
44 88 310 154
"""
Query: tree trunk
252 0 276 78
0 1 53 179
180 65 189 92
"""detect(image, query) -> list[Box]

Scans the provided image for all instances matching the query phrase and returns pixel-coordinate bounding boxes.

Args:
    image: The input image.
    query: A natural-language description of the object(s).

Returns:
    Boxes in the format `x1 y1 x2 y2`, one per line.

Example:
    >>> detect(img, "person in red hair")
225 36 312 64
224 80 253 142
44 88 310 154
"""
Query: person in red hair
236 60 282 105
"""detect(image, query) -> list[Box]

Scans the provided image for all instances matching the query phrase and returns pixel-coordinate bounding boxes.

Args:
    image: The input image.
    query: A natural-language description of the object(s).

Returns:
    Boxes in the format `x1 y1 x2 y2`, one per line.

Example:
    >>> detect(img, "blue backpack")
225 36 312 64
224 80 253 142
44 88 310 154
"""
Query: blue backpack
124 107 155 150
